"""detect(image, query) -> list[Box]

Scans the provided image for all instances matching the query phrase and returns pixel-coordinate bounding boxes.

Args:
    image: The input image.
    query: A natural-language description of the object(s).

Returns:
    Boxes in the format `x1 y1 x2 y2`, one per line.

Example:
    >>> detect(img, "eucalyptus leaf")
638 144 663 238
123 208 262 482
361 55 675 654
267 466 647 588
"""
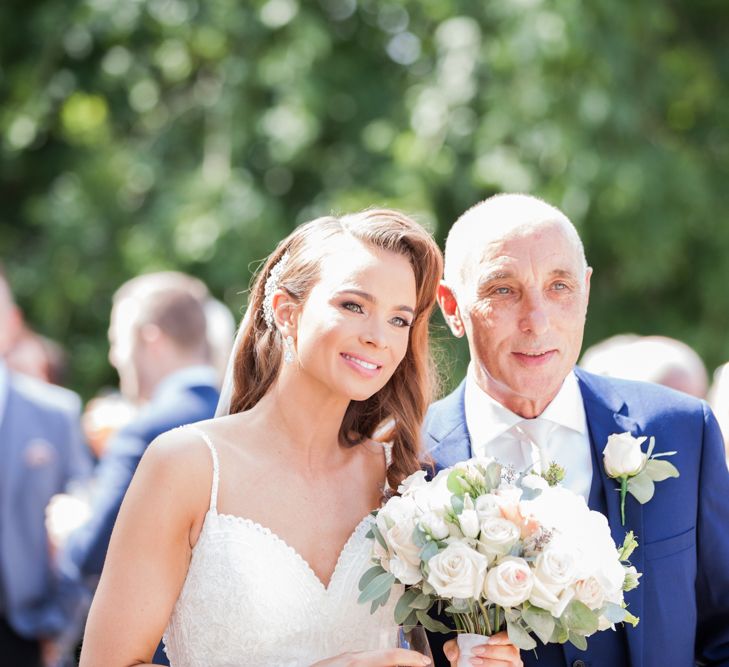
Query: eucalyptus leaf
600 601 627 623
550 619 569 644
486 462 502 489
447 470 465 495
562 601 599 635
402 610 419 634
412 526 428 548
394 588 421 624
568 631 588 651
370 523 388 551
451 494 464 515
506 621 537 650
627 472 655 504
415 610 452 634
411 593 433 610
522 605 555 644
520 486 542 501
370 587 392 614
358 565 386 592
420 540 439 562
358 572 396 604
644 459 680 482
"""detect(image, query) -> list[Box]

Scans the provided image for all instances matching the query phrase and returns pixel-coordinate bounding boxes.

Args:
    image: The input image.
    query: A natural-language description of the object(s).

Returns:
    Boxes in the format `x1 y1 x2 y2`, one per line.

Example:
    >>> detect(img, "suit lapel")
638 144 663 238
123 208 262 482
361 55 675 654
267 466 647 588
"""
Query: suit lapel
426 381 473 471
576 369 644 667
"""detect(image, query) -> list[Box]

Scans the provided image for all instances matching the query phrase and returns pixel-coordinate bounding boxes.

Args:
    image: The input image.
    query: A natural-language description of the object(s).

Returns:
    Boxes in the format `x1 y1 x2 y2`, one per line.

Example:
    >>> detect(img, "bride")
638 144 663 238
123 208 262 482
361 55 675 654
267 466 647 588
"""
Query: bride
79 209 442 666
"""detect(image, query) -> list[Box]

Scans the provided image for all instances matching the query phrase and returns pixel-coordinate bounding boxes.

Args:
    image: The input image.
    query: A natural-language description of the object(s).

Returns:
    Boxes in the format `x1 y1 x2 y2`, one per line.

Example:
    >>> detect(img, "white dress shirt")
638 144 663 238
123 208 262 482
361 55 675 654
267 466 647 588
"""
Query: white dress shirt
464 365 593 501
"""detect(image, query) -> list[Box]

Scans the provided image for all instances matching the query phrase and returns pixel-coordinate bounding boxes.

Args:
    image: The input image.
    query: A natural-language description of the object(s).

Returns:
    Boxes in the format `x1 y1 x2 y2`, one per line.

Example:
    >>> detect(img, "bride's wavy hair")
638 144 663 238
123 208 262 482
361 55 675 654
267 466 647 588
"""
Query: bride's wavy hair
230 208 443 490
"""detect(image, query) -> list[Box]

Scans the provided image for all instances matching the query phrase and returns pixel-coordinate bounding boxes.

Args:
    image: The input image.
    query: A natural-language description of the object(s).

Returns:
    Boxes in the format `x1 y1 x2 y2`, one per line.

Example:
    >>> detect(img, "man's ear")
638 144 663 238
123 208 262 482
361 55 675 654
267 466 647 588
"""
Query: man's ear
271 289 299 339
437 281 466 338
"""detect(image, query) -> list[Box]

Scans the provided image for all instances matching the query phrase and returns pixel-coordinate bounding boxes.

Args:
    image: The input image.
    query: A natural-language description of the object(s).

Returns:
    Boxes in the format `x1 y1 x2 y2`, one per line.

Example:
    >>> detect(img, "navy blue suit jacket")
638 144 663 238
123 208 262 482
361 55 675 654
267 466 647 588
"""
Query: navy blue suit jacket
424 368 729 667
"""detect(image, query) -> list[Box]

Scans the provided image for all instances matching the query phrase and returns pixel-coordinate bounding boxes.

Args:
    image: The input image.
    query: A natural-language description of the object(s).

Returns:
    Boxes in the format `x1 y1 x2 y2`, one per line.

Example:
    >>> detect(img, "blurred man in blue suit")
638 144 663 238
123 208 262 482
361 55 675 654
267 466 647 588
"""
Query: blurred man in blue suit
54 272 220 665
426 194 729 667
0 269 91 666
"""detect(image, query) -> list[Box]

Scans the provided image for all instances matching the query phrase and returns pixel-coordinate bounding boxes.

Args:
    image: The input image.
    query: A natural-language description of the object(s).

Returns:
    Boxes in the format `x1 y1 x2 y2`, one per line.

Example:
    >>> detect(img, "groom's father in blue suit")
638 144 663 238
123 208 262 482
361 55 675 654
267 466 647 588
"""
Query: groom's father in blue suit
54 272 220 664
0 269 91 666
426 194 729 667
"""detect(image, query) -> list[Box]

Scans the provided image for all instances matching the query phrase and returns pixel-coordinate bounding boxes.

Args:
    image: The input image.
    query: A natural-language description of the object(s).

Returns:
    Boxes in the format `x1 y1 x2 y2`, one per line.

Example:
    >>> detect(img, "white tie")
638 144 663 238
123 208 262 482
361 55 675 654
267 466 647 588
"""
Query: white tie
512 419 555 475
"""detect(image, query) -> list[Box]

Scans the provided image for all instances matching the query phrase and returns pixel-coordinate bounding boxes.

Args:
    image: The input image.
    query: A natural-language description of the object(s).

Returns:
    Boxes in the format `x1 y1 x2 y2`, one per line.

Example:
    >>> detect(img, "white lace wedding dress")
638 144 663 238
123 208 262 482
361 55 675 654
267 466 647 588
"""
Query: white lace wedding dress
162 428 401 667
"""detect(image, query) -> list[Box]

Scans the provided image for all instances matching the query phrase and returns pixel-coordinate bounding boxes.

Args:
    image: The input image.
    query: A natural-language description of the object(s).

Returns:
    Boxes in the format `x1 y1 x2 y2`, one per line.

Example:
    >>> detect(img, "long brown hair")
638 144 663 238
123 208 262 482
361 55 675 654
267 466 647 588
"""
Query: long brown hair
230 209 443 490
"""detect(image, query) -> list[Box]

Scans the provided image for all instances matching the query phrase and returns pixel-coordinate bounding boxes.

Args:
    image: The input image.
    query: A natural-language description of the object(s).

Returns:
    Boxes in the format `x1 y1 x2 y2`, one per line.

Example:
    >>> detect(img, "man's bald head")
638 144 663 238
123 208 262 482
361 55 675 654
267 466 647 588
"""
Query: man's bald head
444 193 588 300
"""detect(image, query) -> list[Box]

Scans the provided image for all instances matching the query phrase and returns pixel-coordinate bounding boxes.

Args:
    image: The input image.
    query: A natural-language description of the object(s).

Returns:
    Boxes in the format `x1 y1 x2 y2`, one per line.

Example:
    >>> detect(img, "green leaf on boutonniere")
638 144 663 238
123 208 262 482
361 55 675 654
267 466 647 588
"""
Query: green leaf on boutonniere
626 472 655 504
507 620 537 650
450 494 464 515
549 619 569 644
644 458 680 482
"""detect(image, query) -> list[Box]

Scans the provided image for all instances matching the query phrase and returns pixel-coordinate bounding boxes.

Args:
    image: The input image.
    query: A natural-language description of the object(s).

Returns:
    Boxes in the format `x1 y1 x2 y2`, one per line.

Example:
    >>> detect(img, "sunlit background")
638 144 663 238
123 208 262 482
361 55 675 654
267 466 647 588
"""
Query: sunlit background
2 0 728 398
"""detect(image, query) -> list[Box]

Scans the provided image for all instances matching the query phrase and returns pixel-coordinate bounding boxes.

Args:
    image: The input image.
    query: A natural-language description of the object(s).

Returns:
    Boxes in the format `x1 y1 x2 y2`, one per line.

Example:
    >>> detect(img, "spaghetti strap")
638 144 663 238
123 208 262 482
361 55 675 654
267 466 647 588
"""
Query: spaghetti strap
188 426 220 512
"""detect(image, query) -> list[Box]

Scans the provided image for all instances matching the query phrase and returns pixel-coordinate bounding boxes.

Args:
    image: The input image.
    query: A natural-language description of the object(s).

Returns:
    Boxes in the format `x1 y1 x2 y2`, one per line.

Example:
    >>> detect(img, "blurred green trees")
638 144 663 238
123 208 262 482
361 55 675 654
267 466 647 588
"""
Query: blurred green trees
1 0 728 397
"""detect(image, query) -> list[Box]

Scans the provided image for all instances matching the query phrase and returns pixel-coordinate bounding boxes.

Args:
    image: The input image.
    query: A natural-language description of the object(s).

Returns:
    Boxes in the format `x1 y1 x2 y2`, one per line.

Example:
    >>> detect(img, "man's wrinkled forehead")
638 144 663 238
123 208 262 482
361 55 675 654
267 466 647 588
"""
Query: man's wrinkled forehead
455 218 586 289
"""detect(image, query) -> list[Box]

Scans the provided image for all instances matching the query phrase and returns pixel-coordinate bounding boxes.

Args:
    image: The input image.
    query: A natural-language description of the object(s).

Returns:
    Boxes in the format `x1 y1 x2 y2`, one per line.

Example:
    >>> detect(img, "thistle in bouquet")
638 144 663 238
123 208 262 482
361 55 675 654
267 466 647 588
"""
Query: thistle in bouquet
358 458 641 661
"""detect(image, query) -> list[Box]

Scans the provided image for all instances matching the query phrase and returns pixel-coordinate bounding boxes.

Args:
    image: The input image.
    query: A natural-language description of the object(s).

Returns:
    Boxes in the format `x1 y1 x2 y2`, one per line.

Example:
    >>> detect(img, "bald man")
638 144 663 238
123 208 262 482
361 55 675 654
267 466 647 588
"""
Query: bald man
424 194 729 667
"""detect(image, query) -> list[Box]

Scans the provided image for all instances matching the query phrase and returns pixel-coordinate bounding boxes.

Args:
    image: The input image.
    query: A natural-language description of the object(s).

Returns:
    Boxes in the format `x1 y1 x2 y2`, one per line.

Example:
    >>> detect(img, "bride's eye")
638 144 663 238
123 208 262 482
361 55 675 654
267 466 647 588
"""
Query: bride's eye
390 316 412 328
342 301 364 314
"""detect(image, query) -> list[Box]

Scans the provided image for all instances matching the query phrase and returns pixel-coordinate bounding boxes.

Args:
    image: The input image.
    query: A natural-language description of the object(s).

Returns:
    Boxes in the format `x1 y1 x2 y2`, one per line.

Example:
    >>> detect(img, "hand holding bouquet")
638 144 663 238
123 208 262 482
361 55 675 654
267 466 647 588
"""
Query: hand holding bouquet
358 458 640 661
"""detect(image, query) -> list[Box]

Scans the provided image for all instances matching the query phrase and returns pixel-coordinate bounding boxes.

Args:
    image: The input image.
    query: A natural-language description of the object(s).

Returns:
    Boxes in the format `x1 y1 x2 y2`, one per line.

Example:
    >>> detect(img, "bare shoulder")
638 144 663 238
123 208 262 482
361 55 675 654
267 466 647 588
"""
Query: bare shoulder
136 425 219 510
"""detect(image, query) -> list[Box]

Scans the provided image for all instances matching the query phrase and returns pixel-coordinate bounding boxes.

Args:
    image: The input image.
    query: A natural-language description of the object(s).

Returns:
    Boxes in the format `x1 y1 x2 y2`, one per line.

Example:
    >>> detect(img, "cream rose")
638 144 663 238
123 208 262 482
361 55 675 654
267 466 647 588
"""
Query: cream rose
475 494 502 520
477 517 520 561
574 576 606 610
484 557 534 608
427 542 488 599
603 432 647 478
389 554 422 585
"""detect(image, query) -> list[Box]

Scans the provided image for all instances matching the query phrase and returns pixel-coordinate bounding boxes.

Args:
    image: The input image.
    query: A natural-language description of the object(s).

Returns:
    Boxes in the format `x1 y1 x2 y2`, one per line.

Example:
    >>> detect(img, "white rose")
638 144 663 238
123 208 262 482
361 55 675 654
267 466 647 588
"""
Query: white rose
386 519 422 569
427 542 488 599
529 575 574 617
389 555 422 585
477 517 520 561
419 511 449 540
534 545 578 590
484 557 534 608
397 470 429 497
574 576 606 610
603 432 647 477
475 494 502 520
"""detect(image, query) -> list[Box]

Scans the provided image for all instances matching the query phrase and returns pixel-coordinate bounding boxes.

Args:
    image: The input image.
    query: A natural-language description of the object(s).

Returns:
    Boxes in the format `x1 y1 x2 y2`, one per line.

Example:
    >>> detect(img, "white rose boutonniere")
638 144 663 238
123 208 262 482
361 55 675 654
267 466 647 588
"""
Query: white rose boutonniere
603 433 679 524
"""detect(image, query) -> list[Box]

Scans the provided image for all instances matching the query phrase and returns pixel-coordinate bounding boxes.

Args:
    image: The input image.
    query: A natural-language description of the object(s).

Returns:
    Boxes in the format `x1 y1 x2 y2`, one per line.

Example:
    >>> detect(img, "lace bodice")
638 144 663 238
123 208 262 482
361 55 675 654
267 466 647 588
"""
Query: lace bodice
162 429 400 667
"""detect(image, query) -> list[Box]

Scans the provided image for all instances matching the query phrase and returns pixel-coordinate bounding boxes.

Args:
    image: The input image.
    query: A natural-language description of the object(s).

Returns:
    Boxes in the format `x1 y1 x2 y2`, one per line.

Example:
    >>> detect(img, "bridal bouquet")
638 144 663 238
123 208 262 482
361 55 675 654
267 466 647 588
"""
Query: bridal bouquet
358 458 640 657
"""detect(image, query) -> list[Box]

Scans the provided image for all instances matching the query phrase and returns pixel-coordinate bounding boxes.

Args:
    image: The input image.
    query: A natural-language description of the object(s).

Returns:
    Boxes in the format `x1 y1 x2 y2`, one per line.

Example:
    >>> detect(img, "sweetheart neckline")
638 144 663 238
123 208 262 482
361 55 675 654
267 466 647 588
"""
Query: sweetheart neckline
198 509 375 591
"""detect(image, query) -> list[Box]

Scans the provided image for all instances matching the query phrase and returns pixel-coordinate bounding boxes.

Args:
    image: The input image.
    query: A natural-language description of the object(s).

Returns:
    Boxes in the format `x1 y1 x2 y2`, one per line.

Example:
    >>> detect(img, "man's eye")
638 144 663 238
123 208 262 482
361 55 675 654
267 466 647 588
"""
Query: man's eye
342 301 363 313
552 282 568 291
493 287 511 295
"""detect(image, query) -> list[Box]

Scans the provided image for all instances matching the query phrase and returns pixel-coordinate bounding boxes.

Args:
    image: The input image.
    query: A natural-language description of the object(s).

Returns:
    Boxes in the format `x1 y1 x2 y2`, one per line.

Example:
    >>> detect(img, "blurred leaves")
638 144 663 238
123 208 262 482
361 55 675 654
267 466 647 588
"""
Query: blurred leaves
1 0 728 397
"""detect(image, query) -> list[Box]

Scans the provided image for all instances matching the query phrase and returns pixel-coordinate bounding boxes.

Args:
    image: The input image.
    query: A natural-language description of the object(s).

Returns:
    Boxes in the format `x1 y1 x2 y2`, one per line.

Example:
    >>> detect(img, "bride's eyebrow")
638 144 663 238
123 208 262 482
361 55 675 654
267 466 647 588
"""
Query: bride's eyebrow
334 289 414 314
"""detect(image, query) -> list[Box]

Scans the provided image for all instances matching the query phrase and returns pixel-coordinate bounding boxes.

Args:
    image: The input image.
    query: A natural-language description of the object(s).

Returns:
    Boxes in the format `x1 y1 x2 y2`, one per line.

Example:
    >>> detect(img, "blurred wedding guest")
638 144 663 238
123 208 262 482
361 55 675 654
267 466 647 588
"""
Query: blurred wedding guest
81 392 137 461
5 327 68 386
708 362 729 461
0 268 92 667
49 271 219 665
204 297 236 386
580 334 708 398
